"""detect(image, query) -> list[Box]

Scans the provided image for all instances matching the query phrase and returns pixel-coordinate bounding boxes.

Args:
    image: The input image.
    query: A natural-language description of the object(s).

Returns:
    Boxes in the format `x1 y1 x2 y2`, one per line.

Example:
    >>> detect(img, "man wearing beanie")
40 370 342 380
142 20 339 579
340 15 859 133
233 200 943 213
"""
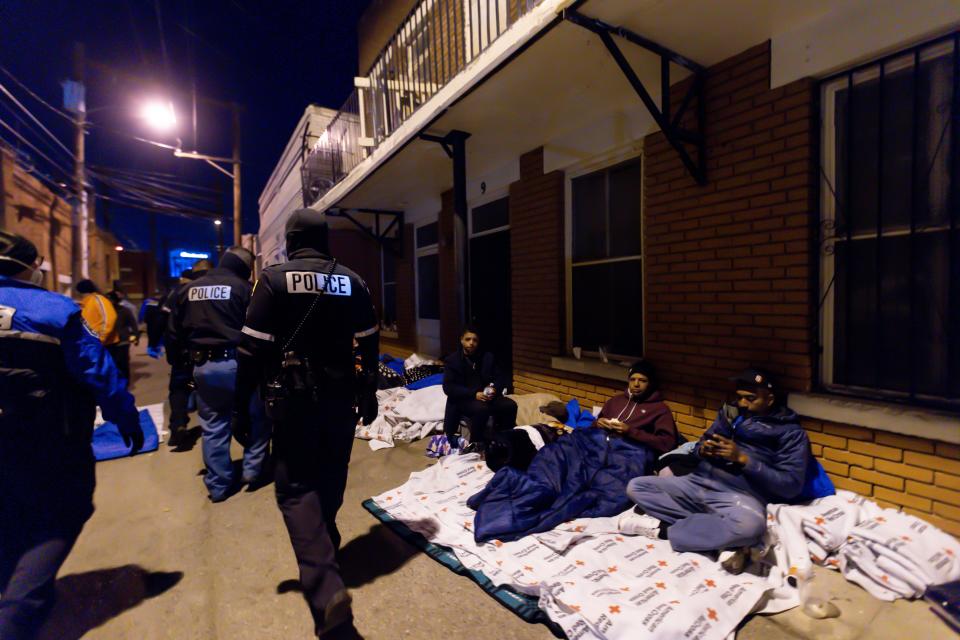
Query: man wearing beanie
0 231 142 638
167 246 269 501
593 359 678 454
75 278 119 350
620 368 818 559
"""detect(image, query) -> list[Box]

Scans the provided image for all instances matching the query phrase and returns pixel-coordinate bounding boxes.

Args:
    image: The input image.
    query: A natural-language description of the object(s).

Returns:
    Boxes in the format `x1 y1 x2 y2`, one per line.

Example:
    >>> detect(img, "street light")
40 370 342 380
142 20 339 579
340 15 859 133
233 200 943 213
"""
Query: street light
140 99 177 132
214 218 223 257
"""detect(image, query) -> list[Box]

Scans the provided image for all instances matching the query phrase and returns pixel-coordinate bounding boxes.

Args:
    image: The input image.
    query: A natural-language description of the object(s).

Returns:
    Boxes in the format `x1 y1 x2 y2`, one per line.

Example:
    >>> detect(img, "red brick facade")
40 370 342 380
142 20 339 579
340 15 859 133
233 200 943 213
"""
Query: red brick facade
366 40 959 537
509 148 565 378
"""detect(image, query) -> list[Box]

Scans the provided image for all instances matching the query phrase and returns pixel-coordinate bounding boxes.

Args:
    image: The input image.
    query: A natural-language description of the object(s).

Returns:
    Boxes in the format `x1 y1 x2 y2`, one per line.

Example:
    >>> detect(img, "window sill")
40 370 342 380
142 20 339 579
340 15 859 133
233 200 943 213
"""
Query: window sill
551 356 628 382
788 392 960 445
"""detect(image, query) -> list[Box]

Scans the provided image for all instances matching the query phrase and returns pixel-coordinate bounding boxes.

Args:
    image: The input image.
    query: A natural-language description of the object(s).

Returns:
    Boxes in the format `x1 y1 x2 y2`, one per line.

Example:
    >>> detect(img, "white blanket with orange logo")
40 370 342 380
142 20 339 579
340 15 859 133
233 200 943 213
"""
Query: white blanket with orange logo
376 455 960 638
374 453 777 640
766 490 960 602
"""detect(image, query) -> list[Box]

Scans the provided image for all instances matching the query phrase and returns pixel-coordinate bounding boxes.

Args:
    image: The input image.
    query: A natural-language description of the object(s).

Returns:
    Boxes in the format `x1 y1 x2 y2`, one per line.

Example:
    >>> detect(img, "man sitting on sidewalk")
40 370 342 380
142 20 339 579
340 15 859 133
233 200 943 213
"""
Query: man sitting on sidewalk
442 325 517 453
619 368 814 556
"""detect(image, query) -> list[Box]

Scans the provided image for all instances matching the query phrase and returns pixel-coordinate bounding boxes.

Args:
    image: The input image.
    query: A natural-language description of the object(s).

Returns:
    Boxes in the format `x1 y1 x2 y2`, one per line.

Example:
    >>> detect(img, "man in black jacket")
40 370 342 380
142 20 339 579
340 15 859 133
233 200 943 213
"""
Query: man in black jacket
442 325 517 452
167 248 268 501
234 208 377 639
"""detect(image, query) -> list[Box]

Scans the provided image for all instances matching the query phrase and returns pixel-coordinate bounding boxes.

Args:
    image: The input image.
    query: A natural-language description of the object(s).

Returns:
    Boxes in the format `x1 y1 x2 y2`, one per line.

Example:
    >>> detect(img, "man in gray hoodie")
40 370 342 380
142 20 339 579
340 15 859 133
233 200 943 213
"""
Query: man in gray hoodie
621 368 813 553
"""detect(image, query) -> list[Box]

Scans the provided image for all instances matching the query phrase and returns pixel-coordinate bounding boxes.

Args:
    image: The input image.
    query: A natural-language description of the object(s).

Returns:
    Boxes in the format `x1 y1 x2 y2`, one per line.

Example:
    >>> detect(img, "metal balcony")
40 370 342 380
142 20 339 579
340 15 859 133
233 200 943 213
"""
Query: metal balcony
301 0 541 206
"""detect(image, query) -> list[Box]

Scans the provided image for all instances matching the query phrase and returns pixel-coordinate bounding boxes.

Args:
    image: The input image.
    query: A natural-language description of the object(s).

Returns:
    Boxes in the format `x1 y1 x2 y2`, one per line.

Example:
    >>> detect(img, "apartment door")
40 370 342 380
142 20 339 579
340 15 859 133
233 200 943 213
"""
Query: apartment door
468 197 512 388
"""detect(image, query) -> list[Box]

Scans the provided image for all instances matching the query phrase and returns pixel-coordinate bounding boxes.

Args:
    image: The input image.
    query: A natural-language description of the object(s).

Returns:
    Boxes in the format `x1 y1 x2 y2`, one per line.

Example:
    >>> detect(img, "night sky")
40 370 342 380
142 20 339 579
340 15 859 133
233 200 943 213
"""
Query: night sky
0 0 370 266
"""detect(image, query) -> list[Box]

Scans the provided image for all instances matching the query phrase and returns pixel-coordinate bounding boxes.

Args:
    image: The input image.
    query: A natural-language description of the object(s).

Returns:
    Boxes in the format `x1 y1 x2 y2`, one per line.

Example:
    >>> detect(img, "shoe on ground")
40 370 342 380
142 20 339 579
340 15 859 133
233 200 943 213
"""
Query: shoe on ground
461 441 484 455
319 590 356 639
719 547 749 575
618 511 662 538
167 428 184 448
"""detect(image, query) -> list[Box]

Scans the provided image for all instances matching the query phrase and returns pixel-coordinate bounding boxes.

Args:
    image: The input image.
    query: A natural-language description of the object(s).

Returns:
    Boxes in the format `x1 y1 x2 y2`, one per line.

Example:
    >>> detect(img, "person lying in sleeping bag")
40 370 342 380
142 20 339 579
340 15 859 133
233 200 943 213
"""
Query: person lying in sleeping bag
620 368 823 563
593 359 678 455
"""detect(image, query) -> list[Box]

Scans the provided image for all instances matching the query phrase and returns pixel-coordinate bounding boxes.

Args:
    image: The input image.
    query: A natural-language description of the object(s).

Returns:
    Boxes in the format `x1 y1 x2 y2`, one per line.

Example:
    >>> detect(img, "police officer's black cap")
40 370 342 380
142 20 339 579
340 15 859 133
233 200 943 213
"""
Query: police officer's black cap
729 368 776 393
0 231 38 276
285 208 329 252
286 208 327 235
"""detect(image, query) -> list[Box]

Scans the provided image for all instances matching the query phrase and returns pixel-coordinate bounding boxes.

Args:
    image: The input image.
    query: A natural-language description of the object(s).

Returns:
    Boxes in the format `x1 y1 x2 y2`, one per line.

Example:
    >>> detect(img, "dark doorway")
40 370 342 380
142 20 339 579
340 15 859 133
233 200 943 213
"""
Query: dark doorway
469 197 512 388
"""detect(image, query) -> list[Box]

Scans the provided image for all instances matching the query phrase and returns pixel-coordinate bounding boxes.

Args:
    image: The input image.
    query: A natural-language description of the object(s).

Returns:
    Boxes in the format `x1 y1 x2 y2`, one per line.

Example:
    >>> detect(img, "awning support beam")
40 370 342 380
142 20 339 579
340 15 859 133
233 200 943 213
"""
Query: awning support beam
327 207 405 253
563 9 707 185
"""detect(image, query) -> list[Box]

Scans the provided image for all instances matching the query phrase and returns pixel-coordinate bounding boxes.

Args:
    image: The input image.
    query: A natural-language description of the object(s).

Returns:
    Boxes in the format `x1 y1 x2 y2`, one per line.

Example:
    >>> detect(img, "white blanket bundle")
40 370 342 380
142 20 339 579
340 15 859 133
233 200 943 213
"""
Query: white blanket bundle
375 454 772 640
767 490 960 602
355 386 445 450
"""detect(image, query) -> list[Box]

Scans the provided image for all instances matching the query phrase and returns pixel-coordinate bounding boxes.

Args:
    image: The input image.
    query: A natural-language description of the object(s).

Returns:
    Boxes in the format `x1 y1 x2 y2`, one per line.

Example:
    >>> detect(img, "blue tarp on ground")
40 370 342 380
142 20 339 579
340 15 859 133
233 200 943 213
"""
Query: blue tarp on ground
467 427 656 543
92 409 159 461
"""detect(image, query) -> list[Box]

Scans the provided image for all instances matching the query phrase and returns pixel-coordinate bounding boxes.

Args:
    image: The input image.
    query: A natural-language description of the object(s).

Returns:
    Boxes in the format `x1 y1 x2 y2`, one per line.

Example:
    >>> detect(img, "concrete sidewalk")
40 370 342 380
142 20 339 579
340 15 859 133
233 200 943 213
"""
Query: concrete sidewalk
35 343 955 639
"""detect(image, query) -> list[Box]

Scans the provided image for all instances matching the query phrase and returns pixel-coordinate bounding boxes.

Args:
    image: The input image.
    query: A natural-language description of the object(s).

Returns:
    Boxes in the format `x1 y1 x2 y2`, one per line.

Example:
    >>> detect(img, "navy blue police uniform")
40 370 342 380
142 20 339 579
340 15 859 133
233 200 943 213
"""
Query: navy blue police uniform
167 249 268 501
235 210 378 639
0 234 141 638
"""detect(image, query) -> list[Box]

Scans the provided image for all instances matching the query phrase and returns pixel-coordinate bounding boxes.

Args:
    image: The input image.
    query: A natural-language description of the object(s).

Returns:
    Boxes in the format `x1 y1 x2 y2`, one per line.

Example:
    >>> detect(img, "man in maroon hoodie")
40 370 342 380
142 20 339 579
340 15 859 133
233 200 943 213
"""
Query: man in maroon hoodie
593 359 678 455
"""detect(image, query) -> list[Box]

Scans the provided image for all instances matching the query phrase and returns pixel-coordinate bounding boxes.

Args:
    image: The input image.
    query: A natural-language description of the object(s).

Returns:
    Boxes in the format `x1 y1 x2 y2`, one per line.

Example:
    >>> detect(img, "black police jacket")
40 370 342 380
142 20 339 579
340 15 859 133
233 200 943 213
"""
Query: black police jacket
236 248 379 399
167 266 252 356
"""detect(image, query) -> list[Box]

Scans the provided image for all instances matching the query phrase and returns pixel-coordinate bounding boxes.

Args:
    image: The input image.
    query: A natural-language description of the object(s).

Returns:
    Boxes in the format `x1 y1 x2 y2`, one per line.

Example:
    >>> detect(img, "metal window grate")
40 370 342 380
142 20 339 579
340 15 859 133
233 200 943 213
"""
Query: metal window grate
818 32 959 407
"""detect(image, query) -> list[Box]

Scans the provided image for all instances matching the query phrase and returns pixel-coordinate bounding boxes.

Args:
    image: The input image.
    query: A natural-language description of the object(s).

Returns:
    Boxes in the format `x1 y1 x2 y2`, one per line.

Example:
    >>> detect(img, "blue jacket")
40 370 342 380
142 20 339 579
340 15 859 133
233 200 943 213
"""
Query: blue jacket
0 276 139 437
695 406 812 503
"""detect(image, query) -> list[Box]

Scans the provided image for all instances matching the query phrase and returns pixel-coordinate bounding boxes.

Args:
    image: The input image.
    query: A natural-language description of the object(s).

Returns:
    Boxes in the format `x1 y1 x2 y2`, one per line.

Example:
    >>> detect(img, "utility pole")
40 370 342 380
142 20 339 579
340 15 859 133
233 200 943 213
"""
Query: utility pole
232 103 241 248
71 42 89 281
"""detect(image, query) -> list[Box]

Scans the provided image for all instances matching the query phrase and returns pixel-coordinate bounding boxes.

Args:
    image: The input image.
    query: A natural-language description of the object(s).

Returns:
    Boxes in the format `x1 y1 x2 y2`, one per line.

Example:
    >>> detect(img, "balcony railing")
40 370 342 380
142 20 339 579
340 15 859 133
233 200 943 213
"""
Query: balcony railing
302 0 541 206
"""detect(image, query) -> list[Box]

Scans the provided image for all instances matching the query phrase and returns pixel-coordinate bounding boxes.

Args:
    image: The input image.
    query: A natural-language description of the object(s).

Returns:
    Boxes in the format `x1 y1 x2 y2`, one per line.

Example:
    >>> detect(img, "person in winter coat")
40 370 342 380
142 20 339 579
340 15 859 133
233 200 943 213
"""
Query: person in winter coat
593 359 678 455
620 368 814 556
107 290 140 382
442 325 517 452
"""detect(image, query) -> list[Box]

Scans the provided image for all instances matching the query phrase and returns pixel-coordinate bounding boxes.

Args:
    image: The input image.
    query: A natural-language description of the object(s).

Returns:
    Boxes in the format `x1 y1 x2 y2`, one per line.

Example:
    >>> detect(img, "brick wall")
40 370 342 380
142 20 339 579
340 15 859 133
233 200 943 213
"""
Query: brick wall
509 147 567 394
438 190 461 355
330 228 382 317
503 43 960 537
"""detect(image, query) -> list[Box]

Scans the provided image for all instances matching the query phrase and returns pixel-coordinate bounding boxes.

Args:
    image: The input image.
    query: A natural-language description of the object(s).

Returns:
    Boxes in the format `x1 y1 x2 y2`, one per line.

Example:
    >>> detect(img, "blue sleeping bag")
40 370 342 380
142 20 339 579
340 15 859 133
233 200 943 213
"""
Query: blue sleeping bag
467 427 655 543
92 409 159 461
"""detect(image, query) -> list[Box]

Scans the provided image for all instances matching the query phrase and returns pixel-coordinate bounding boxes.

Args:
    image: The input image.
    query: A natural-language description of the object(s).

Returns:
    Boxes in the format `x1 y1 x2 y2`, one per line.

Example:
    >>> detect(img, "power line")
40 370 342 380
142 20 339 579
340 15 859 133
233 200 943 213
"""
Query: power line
95 192 219 221
0 117 75 181
0 79 76 159
0 64 73 122
0 99 74 164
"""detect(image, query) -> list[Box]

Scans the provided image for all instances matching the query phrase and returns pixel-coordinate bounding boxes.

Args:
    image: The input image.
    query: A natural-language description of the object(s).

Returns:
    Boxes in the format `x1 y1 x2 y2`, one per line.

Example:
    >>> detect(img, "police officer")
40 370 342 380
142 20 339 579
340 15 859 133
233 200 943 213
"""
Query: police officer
0 231 143 638
162 262 209 448
167 248 268 502
234 209 378 639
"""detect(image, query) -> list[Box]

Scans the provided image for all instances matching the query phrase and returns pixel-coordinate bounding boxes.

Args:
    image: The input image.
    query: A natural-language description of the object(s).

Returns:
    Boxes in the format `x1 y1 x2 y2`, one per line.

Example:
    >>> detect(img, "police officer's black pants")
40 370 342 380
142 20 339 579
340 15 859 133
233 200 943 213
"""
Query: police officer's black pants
0 500 86 639
273 395 355 635
168 364 193 431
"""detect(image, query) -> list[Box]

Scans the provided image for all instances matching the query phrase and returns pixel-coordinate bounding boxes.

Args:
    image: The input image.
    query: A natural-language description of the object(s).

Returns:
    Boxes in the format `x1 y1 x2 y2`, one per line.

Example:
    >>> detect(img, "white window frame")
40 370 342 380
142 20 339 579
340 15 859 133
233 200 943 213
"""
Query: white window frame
414 219 440 354
468 187 510 240
818 40 955 403
564 149 645 361
380 244 398 336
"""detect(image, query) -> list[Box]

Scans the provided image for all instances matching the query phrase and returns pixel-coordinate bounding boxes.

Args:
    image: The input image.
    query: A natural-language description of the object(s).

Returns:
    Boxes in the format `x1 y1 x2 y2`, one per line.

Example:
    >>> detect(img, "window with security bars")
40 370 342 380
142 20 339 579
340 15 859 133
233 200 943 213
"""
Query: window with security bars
569 158 643 358
819 34 959 406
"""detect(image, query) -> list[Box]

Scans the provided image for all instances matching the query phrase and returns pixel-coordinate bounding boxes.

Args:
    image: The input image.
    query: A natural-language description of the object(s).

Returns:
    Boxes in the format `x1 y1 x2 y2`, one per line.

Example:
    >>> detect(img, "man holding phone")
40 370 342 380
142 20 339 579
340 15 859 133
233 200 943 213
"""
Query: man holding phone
619 368 813 556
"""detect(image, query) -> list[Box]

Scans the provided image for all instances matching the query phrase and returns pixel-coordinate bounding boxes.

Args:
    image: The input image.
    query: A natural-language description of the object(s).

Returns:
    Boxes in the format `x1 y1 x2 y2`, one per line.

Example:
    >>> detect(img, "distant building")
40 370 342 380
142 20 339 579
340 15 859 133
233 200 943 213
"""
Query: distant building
0 143 119 294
